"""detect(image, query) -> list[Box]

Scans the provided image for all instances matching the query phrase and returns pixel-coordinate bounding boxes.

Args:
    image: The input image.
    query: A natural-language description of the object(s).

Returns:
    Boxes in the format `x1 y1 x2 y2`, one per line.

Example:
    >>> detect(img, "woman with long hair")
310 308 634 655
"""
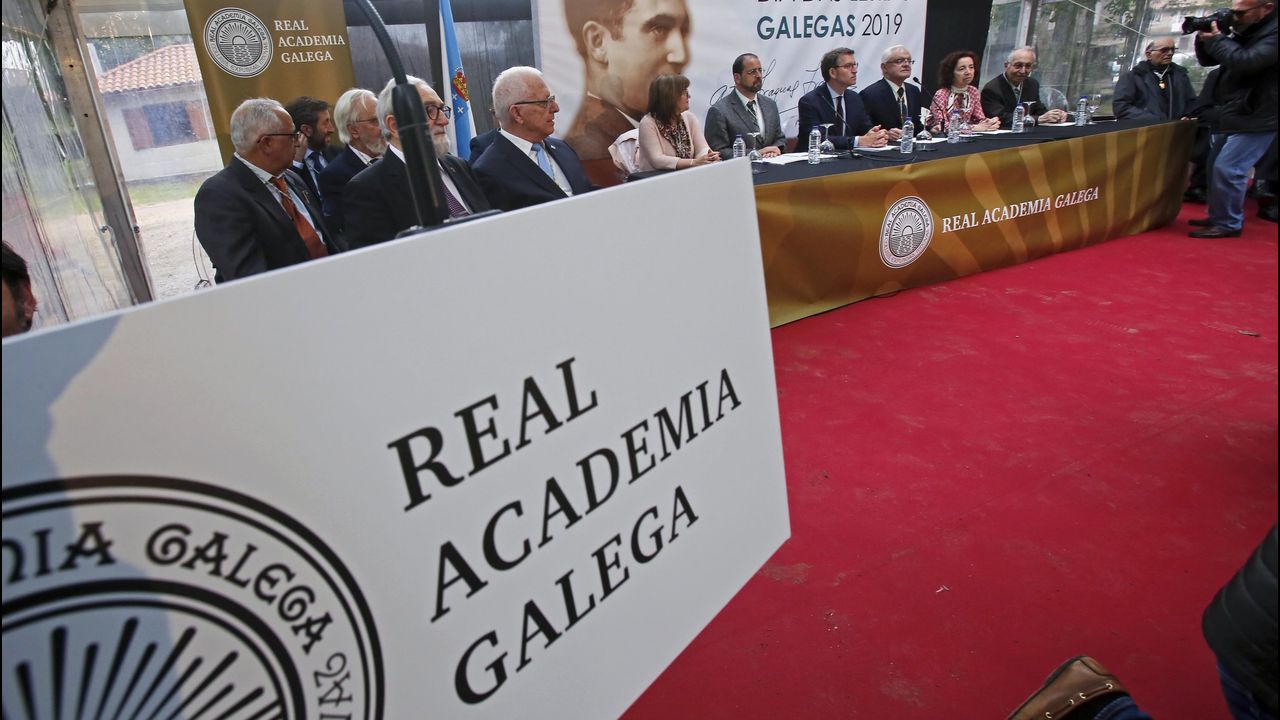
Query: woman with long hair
929 51 1000 134
637 74 720 171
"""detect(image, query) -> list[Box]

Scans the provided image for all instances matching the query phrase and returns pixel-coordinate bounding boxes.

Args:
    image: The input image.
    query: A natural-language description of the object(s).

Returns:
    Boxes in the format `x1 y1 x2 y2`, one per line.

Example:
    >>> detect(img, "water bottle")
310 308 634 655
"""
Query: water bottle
732 134 746 159
946 109 961 144
807 126 821 164
1075 96 1088 126
900 117 914 154
1012 104 1026 133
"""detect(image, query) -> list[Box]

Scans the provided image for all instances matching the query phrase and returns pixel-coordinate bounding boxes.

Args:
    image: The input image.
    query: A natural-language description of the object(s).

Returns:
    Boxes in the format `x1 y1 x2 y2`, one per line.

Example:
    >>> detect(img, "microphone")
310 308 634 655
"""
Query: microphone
910 76 922 86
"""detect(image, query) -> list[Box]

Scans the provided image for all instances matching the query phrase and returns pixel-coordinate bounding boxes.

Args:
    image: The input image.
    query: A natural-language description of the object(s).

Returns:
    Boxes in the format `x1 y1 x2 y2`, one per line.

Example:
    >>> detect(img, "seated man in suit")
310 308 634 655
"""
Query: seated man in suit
980 47 1069 127
194 98 338 283
344 76 491 249
797 47 888 150
472 66 595 211
469 127 498 161
704 53 785 158
284 96 338 210
860 45 923 140
318 88 386 240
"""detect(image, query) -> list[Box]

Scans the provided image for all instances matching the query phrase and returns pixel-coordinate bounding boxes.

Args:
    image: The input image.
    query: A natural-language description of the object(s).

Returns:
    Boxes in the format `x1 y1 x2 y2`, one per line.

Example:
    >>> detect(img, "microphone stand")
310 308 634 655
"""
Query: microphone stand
350 0 498 234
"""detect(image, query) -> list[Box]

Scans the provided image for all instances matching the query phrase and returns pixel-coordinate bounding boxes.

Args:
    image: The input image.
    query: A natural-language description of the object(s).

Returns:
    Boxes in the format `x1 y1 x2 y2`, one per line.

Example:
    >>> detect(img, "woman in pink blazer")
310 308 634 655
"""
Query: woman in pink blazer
637 75 721 171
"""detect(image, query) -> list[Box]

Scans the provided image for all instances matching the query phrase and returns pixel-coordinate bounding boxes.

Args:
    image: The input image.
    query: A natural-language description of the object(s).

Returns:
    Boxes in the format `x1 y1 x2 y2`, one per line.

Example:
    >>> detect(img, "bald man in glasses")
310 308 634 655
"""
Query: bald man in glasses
1113 38 1195 121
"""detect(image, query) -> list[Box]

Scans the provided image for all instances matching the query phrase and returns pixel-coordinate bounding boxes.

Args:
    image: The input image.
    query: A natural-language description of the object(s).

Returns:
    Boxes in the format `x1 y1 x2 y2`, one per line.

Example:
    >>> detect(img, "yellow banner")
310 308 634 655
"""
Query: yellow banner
183 0 357 163
757 121 1195 326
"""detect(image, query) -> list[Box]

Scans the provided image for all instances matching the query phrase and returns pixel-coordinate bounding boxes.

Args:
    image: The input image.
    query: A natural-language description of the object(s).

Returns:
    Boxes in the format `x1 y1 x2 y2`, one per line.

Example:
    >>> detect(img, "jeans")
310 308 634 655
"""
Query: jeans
1085 663 1275 720
1207 131 1277 230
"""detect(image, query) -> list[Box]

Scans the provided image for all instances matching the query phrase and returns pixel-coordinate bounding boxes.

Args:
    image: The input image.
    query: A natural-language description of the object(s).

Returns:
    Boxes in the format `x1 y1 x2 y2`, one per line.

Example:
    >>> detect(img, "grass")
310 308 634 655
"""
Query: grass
127 173 210 207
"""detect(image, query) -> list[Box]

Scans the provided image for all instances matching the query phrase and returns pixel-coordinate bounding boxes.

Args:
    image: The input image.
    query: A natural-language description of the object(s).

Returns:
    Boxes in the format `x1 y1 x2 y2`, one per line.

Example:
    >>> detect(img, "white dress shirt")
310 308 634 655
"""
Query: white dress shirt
387 144 472 214
735 89 766 134
236 154 319 230
499 129 573 196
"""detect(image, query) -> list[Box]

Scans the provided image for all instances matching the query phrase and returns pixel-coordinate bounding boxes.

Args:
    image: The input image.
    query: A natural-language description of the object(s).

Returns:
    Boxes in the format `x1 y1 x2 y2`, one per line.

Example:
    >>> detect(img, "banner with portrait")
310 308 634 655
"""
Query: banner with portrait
536 0 927 184
182 0 356 162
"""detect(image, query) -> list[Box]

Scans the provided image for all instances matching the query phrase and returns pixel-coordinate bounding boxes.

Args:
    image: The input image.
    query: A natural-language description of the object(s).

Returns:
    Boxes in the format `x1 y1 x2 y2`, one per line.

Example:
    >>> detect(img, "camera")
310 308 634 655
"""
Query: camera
1182 8 1233 34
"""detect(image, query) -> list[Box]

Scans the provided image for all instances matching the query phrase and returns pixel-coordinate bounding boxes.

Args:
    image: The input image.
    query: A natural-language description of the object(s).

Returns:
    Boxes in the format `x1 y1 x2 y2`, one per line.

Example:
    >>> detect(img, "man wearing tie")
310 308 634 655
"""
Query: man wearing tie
194 98 338 283
473 66 595 211
344 76 491 249
980 47 1069 127
704 53 785 158
285 96 338 209
797 47 888 150
860 45 923 141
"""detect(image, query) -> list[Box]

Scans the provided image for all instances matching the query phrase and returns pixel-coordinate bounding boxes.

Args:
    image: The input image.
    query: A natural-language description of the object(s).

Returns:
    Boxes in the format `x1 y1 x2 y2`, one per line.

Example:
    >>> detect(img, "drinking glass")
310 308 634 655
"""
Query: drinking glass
819 123 835 153
1087 94 1102 124
1020 101 1037 127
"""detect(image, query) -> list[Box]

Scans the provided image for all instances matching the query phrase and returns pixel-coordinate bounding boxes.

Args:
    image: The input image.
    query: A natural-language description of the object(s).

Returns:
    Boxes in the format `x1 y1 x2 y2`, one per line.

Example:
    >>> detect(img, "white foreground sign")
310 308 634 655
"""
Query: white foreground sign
1 161 789 719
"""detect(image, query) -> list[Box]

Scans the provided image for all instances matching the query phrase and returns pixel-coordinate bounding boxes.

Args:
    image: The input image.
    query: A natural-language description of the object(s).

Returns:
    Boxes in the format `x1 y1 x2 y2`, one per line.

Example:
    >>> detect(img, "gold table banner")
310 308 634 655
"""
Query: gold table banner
183 0 357 163
757 121 1195 327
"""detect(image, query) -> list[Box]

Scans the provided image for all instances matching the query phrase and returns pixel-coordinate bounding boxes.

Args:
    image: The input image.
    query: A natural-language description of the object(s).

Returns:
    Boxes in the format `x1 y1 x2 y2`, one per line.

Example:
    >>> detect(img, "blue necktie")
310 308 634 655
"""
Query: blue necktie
532 142 555 180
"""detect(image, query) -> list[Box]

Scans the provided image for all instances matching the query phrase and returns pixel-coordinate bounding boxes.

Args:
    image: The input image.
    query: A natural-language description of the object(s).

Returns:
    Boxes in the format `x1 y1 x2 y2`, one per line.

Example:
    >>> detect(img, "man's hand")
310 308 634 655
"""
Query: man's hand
860 126 889 148
1198 20 1222 40
1040 108 1068 124
760 146 782 158
888 127 904 141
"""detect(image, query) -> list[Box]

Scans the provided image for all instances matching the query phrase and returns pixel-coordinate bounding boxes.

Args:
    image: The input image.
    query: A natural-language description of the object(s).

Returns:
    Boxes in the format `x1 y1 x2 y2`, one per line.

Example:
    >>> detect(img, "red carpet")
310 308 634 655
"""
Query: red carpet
623 202 1278 719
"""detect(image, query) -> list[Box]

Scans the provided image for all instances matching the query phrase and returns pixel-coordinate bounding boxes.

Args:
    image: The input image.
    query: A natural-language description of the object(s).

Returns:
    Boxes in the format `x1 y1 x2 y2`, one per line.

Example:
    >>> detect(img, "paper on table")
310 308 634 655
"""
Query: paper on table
766 153 822 165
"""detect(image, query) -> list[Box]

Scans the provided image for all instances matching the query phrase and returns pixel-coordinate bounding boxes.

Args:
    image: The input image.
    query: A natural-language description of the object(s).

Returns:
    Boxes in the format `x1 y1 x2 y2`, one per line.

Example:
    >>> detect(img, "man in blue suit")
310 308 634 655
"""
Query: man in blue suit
473 66 595 211
797 47 888 150
859 45 922 141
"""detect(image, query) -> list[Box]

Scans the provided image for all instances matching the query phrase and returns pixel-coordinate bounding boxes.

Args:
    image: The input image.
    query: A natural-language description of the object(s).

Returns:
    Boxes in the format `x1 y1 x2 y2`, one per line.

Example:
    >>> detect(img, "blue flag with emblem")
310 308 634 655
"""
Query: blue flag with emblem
440 0 475 160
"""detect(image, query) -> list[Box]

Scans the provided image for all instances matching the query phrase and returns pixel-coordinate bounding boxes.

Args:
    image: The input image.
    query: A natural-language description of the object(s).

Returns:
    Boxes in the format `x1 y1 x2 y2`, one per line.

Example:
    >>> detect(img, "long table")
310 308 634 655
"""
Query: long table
753 119 1195 326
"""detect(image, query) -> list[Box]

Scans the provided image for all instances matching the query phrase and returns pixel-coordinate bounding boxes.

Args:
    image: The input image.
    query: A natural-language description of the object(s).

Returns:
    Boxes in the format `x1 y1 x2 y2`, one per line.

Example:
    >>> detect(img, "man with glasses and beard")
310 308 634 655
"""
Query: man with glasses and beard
1189 0 1277 238
704 53 785 158
344 76 491 249
194 98 339 284
1113 39 1196 121
473 66 595 211
319 88 386 239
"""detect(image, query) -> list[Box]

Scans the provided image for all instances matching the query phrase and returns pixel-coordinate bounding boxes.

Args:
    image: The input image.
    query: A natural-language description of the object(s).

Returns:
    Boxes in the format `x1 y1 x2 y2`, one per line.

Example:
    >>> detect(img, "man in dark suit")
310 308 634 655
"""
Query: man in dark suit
285 96 339 210
860 44 923 140
704 53 785 158
194 98 338 283
563 0 691 187
472 66 594 211
318 88 386 240
469 128 498 161
980 47 1069 128
797 48 888 150
344 77 492 249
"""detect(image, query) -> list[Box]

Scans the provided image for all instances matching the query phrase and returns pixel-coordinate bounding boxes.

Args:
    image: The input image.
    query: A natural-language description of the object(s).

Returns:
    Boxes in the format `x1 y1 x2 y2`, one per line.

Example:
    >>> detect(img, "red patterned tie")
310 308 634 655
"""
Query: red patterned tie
269 176 328 259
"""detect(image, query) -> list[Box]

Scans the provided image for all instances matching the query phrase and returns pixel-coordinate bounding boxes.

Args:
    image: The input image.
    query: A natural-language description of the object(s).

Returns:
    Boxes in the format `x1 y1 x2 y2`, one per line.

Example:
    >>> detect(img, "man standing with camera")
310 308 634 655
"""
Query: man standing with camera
1189 0 1277 238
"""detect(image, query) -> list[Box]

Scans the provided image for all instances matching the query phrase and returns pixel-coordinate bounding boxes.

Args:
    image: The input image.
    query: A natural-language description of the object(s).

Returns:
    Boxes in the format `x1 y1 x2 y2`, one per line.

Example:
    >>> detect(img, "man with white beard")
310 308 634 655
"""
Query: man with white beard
344 76 491 249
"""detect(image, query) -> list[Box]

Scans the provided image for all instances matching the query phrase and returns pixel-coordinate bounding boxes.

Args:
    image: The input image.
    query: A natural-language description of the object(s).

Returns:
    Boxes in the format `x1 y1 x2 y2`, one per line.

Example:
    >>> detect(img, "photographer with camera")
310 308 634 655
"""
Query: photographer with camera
1188 0 1277 238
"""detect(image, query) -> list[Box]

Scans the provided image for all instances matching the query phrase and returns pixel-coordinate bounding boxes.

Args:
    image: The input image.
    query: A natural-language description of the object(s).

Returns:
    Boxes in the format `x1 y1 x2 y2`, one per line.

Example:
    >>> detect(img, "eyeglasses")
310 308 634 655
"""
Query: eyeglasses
1009 62 1037 70
513 96 556 109
260 131 301 142
741 68 764 76
837 63 859 70
1150 46 1176 53
1232 2 1267 16
352 116 380 125
887 58 915 66
423 104 452 120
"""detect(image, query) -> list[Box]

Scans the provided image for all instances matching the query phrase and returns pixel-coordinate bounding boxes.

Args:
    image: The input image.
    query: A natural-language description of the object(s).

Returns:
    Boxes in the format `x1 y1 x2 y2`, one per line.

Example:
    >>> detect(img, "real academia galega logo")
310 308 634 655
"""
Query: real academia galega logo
204 8 273 78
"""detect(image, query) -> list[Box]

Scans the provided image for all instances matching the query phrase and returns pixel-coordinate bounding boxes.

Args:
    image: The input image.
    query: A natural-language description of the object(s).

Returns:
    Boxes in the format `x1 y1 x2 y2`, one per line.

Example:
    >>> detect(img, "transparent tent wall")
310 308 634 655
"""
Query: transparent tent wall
983 0 1223 114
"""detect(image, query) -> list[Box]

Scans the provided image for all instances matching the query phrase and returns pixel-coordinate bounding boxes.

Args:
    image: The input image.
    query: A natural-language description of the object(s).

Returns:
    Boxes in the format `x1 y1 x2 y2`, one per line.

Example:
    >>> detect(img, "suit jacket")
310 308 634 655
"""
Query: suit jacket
193 159 338 284
469 129 498 162
472 134 594 211
859 78 923 131
980 75 1047 127
565 94 637 187
317 144 374 237
796 85 874 150
344 150 491 249
704 91 785 156
292 145 339 210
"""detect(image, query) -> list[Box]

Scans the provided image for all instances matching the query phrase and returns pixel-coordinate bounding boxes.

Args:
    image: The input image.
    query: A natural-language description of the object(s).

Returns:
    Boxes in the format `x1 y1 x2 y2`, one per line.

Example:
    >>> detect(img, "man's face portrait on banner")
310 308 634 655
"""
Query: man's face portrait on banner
567 0 692 119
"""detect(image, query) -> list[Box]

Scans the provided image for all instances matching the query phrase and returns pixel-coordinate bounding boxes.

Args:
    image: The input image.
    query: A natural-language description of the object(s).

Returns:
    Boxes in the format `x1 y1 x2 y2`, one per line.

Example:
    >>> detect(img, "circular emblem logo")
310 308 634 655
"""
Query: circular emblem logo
203 8 273 78
879 196 934 268
2 477 383 719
